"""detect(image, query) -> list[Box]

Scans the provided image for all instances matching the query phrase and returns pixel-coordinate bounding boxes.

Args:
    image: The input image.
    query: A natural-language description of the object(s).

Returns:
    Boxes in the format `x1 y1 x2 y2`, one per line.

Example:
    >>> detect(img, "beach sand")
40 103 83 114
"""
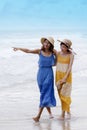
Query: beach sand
0 76 87 130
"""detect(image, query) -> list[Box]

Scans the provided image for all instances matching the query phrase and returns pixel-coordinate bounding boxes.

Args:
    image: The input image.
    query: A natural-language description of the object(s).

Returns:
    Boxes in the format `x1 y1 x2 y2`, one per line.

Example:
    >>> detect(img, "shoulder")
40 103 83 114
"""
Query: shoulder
36 49 41 54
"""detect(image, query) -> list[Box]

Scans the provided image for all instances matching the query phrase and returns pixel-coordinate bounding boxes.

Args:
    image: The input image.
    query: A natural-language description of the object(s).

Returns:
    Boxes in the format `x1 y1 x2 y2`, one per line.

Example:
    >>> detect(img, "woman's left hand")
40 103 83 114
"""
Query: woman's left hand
59 78 66 85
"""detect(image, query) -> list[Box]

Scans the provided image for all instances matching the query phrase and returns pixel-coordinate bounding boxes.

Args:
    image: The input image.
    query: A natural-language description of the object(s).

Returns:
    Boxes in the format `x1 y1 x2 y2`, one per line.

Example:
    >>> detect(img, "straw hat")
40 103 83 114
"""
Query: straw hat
57 39 72 48
41 37 54 46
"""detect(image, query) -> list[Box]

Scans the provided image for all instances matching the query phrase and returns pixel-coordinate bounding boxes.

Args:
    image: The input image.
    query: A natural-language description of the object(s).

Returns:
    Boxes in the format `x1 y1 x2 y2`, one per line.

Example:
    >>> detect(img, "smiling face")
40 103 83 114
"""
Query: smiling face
43 39 51 49
60 42 69 53
41 39 54 52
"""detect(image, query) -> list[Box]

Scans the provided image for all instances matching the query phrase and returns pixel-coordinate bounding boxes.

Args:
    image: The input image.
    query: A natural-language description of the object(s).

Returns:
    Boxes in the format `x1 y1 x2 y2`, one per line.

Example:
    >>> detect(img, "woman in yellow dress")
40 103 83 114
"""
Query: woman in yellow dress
56 39 74 119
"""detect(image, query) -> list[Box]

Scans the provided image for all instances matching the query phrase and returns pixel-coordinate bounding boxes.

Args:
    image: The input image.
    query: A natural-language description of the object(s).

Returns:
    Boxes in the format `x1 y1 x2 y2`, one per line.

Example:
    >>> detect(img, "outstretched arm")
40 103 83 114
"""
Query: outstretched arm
13 47 40 54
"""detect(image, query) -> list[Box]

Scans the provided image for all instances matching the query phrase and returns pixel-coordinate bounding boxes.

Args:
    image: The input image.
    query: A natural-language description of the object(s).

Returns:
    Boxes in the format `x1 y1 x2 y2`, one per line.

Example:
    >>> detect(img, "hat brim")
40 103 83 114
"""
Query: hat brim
41 38 46 44
41 37 54 46
57 39 69 48
57 40 63 43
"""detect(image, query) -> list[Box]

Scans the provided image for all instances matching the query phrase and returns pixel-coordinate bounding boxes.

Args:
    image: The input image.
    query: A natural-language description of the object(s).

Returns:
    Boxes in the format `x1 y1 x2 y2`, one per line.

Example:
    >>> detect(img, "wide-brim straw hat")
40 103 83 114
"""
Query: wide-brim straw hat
41 37 54 46
57 39 72 49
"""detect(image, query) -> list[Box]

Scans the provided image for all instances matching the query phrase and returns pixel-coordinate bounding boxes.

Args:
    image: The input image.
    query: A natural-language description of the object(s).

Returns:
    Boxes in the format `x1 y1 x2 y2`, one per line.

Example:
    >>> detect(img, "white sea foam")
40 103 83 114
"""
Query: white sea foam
0 32 87 88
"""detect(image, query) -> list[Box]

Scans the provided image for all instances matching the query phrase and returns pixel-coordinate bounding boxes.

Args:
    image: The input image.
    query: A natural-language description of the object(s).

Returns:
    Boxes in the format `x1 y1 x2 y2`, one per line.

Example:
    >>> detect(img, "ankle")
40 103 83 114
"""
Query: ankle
61 111 65 118
49 114 54 119
33 116 40 122
67 112 71 115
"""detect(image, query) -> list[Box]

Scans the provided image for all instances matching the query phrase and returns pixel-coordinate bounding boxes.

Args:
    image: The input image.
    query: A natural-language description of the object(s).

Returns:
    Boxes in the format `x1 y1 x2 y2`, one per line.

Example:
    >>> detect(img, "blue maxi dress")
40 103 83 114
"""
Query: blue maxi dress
37 52 56 107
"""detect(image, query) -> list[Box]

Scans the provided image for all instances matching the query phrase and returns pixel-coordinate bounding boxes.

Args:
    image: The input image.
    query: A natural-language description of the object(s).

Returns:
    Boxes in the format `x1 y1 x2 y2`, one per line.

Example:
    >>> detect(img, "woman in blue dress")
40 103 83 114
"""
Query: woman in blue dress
13 37 57 122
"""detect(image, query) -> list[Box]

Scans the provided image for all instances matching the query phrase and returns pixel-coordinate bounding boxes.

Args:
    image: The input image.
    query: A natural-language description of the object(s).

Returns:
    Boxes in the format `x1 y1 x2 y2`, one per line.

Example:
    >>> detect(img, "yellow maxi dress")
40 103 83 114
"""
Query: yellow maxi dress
56 52 72 112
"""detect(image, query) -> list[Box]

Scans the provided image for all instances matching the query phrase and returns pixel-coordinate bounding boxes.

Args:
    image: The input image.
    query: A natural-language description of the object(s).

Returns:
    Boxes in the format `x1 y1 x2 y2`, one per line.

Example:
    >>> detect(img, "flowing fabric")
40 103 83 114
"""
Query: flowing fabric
56 53 72 112
37 52 56 107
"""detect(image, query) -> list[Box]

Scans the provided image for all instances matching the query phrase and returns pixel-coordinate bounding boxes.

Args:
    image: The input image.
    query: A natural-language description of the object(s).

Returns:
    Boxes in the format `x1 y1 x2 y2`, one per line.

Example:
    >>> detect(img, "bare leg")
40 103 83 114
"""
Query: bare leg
58 111 65 120
46 107 54 118
33 107 44 122
67 112 71 119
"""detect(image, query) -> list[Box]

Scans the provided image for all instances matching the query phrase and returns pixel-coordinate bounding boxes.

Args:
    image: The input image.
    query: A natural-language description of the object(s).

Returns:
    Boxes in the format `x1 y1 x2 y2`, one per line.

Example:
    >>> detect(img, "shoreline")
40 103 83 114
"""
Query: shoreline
0 78 87 130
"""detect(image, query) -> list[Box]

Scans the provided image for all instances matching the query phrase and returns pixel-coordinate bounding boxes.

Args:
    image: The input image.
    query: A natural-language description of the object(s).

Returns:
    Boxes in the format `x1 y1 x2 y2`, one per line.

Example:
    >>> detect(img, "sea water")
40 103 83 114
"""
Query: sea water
0 31 87 89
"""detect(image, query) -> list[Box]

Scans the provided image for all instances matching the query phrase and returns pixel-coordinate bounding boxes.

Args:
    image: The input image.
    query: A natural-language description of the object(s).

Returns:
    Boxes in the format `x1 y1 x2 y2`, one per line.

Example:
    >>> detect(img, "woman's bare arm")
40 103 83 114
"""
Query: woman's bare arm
60 54 74 84
13 47 40 54
53 49 59 66
64 54 74 79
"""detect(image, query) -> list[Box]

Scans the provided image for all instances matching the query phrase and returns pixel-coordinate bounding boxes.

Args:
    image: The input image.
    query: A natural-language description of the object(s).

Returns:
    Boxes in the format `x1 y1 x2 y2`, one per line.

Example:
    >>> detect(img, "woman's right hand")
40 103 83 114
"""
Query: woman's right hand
13 47 19 51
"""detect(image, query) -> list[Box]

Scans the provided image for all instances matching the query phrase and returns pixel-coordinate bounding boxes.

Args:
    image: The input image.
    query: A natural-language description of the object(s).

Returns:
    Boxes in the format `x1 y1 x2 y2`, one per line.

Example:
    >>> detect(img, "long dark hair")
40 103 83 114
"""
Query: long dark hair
41 39 54 53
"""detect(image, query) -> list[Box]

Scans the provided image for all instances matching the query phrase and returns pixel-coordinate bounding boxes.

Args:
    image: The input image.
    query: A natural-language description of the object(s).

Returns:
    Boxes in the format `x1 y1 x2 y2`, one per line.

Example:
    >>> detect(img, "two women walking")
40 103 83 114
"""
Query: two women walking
13 37 74 121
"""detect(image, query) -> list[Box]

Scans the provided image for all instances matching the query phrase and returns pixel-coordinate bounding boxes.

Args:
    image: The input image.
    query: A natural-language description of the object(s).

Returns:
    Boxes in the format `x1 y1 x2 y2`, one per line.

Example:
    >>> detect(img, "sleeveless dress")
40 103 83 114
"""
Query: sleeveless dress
37 52 56 107
56 52 72 112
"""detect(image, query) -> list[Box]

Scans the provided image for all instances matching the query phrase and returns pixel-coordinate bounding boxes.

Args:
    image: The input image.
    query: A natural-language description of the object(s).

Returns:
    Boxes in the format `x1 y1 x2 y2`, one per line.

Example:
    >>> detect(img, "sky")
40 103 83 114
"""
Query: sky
0 0 87 32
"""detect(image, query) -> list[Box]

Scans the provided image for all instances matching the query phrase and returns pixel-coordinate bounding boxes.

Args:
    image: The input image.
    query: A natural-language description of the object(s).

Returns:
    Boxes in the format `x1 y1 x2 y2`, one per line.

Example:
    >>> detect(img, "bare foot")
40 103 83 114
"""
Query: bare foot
33 117 40 122
58 115 65 120
67 113 71 119
49 114 54 119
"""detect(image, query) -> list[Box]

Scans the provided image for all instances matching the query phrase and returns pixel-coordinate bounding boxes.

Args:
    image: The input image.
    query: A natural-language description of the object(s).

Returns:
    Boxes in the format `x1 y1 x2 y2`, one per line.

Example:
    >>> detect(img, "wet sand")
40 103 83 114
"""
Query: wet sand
0 76 87 130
